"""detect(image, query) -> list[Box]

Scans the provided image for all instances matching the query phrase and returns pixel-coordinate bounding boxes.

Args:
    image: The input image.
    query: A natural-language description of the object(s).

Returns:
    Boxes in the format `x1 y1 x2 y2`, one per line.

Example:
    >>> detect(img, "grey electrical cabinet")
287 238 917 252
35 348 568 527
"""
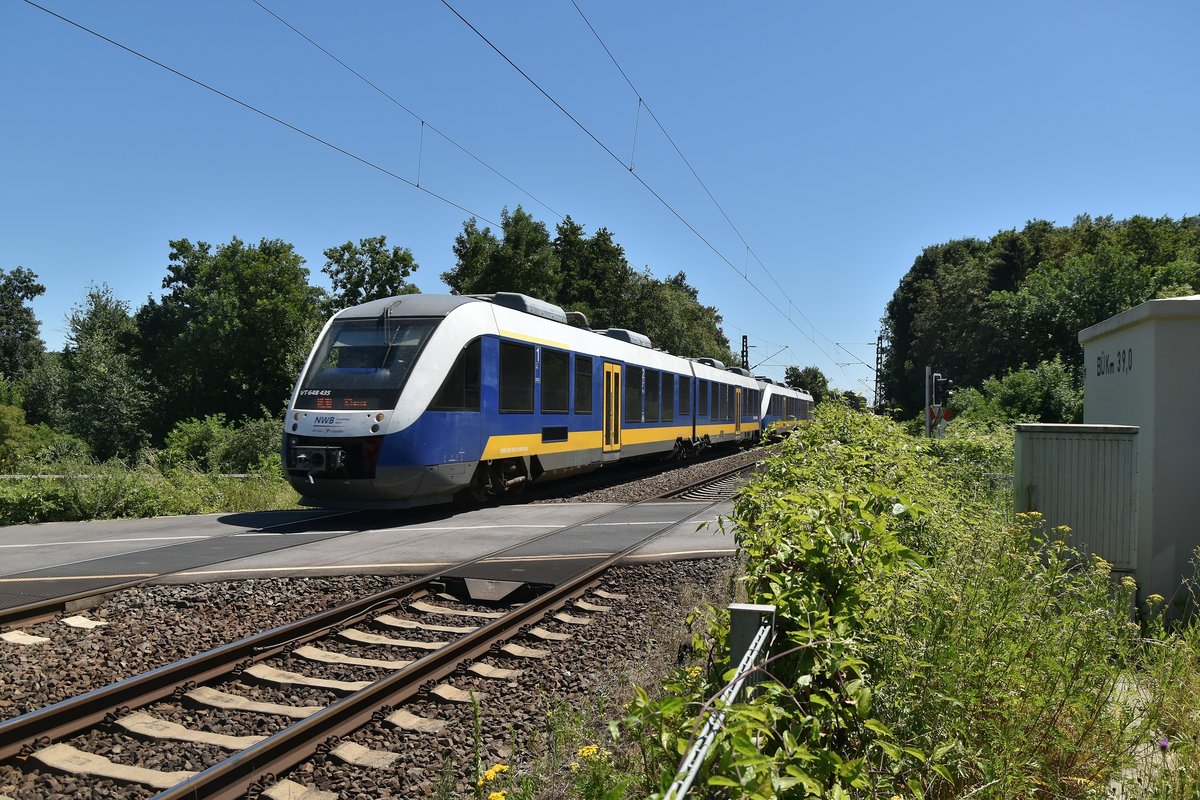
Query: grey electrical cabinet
1014 424 1139 571
1078 295 1200 601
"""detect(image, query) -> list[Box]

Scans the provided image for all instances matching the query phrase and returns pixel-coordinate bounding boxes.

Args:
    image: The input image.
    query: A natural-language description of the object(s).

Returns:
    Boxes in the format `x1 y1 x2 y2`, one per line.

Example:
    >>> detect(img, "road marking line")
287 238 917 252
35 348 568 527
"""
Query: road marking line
175 563 452 576
0 536 208 549
0 573 156 583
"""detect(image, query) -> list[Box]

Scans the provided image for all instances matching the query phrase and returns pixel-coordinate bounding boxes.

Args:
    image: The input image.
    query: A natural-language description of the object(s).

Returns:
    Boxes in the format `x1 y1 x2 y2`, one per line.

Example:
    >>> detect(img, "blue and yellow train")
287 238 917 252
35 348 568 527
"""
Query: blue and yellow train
284 292 812 508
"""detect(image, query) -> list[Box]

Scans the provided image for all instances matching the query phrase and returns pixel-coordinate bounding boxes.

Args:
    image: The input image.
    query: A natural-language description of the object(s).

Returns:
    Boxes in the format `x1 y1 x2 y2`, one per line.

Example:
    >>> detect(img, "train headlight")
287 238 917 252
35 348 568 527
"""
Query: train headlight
293 412 301 421
375 413 385 422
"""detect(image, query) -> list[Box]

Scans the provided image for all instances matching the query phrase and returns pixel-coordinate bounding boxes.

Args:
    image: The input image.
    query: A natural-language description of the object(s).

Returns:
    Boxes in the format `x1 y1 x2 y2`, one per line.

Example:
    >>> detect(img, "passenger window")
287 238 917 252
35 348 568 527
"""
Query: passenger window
645 370 660 423
662 373 675 422
574 355 593 414
625 366 643 423
698 379 709 416
430 338 482 411
499 341 535 413
541 348 569 414
678 375 691 416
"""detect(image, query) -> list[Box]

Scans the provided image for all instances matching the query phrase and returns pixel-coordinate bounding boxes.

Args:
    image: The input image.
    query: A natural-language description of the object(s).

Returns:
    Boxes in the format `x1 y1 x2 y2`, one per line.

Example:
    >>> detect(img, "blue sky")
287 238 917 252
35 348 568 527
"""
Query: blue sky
3 1 1198 399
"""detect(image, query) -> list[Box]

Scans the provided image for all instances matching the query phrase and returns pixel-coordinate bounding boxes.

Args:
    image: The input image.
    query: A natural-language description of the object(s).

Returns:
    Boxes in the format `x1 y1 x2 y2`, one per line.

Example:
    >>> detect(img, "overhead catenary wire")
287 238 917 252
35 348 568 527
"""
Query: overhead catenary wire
248 0 561 221
567 0 873 373
438 0 849 369
18 0 499 228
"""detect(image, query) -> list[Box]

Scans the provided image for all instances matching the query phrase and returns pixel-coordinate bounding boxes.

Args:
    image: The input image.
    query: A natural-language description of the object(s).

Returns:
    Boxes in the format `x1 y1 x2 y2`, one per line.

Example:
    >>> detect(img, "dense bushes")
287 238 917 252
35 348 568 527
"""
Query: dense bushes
0 412 296 524
612 404 1200 798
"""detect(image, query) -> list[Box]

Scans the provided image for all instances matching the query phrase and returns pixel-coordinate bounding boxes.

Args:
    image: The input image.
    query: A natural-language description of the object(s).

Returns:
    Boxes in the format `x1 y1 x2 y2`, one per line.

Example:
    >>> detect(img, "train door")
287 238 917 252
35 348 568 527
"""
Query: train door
603 362 622 453
734 387 742 435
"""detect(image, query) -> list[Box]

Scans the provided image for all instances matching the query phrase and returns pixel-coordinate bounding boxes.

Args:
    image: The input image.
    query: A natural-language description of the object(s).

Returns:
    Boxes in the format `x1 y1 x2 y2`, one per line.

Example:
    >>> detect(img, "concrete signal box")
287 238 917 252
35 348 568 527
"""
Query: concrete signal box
1077 295 1200 600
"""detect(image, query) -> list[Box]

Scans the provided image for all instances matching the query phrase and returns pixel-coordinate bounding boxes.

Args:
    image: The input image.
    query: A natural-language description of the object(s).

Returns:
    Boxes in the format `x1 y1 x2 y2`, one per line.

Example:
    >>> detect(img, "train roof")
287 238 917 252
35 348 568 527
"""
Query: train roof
332 294 477 319
331 293 759 381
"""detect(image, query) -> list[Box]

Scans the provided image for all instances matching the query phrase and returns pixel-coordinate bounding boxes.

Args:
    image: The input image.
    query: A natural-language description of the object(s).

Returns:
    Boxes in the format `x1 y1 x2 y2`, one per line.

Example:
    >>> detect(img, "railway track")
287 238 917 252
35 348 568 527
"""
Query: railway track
0 448 761 635
0 463 759 799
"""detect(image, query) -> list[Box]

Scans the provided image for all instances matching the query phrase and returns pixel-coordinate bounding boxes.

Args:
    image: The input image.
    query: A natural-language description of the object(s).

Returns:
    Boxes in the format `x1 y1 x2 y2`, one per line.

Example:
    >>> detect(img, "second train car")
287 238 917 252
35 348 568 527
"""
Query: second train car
284 292 807 508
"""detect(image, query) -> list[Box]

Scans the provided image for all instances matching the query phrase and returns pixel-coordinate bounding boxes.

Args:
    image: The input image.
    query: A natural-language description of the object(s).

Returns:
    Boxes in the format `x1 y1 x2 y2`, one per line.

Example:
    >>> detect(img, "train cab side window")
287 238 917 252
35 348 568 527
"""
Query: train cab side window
574 355 593 414
698 379 709 416
625 365 643 423
499 341 535 413
662 373 675 422
541 348 570 414
645 369 661 423
430 338 482 411
678 375 691 416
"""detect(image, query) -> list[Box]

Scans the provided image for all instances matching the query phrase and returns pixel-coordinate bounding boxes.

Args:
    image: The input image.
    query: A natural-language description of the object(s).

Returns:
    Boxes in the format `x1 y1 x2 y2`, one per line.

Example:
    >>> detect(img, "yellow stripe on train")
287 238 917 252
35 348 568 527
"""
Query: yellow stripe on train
481 421 761 460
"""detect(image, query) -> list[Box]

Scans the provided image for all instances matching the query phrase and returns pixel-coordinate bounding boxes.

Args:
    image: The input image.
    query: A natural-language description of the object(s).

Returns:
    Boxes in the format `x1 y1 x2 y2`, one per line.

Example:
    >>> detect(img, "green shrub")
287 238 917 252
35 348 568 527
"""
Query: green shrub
950 357 1082 424
218 413 283 473
162 414 232 471
162 412 282 473
612 402 1197 798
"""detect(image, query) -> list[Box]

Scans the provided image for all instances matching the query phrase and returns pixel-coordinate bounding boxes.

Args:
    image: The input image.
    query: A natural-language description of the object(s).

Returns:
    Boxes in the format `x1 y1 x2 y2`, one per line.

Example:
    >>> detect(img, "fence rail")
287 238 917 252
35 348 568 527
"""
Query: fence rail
664 604 776 800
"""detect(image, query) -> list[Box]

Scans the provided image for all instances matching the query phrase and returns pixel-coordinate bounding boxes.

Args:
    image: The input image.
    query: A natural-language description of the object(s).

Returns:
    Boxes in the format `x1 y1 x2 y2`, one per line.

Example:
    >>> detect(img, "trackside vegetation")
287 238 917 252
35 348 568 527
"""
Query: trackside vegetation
537 404 1200 799
0 412 299 524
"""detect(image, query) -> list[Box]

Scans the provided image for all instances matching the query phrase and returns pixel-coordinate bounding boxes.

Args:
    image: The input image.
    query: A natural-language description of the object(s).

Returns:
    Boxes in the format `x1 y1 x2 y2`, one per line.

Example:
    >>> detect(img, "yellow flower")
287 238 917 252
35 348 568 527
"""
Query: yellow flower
686 665 703 680
577 744 600 759
481 764 509 783
1147 594 1165 605
1121 575 1137 589
489 793 507 800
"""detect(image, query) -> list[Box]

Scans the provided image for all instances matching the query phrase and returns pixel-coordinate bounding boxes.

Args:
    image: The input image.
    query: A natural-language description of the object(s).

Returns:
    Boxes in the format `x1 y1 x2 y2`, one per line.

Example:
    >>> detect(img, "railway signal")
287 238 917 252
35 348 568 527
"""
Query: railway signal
924 368 953 438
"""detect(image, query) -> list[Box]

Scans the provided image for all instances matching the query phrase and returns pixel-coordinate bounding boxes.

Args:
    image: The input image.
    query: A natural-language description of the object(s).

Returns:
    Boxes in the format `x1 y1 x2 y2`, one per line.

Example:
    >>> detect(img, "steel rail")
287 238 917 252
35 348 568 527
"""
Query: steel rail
0 498 627 761
151 490 731 799
0 578 147 631
661 462 759 500
0 509 362 632
0 578 422 761
0 459 757 795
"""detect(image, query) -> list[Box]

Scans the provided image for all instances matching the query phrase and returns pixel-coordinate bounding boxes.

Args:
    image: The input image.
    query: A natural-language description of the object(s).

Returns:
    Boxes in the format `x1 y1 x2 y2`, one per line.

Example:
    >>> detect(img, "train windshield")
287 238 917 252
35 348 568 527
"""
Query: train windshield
294 317 439 410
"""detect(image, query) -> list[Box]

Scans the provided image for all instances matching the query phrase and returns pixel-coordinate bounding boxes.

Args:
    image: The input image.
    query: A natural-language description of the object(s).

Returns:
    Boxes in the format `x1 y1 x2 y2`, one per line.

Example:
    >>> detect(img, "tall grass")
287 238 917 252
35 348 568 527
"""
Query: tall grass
0 456 300 524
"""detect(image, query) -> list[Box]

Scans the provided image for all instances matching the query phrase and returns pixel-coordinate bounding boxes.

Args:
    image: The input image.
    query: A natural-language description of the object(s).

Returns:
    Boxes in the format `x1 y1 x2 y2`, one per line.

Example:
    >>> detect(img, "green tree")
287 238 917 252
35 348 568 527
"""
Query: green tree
0 266 46 380
136 236 322 438
785 365 829 404
443 206 561 299
837 389 868 411
322 235 420 315
554 216 636 329
623 271 735 361
17 352 67 428
60 285 151 460
879 214 1200 416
